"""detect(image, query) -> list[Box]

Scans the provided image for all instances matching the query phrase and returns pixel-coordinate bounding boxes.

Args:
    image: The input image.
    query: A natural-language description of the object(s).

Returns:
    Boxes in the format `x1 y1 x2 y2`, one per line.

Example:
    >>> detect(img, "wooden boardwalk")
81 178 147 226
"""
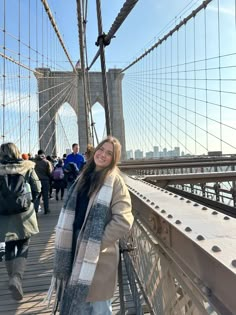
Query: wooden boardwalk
0 197 136 315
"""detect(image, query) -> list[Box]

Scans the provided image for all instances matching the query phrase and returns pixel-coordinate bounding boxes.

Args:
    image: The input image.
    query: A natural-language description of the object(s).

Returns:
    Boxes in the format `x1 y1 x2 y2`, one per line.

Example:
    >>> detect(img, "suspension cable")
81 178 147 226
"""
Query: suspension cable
41 0 76 72
82 0 99 145
96 0 111 135
121 0 213 73
88 0 139 70
76 0 90 144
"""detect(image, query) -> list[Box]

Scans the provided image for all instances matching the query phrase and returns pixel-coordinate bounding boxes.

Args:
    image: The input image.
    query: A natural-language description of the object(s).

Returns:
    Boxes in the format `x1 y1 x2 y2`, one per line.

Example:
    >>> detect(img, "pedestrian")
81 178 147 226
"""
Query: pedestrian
46 136 134 314
62 153 67 164
63 161 80 190
35 150 53 214
46 155 54 198
64 143 85 170
51 159 65 201
21 153 29 160
0 142 41 300
84 144 95 161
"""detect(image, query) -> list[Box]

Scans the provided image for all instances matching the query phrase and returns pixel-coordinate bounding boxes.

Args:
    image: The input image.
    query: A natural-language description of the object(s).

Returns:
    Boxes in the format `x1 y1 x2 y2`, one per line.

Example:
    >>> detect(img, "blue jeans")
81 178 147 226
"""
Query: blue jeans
76 300 112 315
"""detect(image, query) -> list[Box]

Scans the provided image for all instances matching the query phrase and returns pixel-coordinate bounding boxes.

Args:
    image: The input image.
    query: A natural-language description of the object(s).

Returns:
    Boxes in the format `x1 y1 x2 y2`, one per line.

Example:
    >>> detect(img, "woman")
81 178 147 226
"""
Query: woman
52 159 65 201
0 142 41 301
48 136 134 314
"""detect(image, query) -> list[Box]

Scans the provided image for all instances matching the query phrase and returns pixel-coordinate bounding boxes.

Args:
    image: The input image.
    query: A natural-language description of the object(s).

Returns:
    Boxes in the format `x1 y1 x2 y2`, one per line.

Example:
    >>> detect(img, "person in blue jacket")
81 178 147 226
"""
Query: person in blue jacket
64 143 85 170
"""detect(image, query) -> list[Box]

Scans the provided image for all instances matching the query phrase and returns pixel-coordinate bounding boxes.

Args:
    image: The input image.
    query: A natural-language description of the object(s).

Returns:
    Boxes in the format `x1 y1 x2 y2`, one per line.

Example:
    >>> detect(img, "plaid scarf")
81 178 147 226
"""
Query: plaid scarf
46 171 116 314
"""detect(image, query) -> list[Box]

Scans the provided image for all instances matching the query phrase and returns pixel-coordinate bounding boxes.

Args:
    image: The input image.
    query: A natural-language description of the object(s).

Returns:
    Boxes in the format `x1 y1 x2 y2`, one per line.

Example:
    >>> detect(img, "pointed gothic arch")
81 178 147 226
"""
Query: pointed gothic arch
35 68 126 159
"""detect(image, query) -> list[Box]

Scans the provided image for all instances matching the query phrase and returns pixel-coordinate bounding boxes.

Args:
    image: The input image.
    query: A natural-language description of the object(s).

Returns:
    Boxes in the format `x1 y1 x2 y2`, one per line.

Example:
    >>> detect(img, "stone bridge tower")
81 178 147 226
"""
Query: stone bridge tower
35 68 126 159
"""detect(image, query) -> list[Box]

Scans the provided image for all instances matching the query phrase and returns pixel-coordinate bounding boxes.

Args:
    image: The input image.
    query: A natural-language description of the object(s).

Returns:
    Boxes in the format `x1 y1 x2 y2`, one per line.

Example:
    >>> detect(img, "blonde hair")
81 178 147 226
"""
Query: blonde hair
85 144 95 160
0 142 21 160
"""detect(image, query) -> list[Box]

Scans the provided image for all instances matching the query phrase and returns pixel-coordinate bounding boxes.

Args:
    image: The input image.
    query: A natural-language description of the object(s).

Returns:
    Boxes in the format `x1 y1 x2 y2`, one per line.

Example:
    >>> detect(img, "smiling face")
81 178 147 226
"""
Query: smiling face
94 142 114 171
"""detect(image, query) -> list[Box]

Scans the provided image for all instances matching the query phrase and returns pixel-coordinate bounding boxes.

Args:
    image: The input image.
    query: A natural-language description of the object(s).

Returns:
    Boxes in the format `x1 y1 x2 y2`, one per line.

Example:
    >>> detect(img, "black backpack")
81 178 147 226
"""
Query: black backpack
64 162 78 183
0 173 32 215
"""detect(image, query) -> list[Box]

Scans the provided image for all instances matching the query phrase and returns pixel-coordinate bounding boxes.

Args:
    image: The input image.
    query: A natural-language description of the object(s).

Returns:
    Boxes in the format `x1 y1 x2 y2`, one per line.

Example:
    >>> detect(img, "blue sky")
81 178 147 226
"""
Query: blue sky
1 0 236 156
48 0 209 154
47 0 236 155
47 0 202 69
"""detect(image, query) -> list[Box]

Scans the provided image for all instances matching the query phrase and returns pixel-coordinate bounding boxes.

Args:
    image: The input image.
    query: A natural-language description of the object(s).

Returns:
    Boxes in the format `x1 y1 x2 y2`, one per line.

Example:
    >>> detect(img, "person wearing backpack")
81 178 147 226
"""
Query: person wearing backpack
63 161 80 190
52 159 65 201
0 142 41 301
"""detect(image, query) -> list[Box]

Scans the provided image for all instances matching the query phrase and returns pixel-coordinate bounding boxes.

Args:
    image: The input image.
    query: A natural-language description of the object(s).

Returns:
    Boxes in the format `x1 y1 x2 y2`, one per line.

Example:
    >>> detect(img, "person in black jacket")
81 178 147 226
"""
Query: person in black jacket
34 150 53 214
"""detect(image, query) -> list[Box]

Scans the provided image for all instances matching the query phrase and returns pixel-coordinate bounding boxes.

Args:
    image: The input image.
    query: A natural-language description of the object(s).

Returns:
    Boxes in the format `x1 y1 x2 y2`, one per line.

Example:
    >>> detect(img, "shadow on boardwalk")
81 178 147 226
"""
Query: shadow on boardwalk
0 197 136 315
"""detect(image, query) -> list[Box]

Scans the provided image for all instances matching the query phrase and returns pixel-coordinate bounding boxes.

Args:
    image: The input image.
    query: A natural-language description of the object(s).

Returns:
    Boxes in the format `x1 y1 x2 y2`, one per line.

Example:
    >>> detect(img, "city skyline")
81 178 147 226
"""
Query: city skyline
126 146 183 160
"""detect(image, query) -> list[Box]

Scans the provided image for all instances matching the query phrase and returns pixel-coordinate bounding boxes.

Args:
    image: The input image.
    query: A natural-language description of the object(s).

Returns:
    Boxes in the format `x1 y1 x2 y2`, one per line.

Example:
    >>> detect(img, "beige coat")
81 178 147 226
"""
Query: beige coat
85 172 134 301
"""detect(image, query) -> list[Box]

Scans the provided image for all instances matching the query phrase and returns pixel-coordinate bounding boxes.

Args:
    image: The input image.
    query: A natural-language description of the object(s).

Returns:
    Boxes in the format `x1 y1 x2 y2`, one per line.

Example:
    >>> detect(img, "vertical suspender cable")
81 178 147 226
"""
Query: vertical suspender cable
82 0 97 145
171 34 173 151
83 13 98 146
36 0 39 149
76 0 89 145
193 16 197 154
217 0 222 152
164 40 167 151
2 0 6 143
28 0 31 153
204 7 208 151
96 0 111 135
18 0 22 151
184 24 187 151
88 0 139 71
177 29 180 152
42 5 44 67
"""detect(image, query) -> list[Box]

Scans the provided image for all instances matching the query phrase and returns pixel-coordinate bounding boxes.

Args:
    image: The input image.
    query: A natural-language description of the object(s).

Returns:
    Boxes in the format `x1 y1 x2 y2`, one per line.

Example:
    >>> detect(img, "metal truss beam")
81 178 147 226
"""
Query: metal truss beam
124 175 236 315
141 171 236 187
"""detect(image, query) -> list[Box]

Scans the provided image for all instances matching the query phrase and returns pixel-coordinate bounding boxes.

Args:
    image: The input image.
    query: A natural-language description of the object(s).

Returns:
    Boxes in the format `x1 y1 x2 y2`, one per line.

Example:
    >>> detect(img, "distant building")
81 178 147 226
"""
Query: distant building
153 146 159 158
126 149 133 160
134 149 143 159
174 147 180 156
146 151 154 159
167 150 174 157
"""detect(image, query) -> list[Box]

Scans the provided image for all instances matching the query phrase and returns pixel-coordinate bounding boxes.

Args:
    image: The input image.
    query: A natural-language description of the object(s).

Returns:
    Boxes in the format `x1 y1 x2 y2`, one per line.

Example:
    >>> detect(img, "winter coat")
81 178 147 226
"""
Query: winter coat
35 156 52 181
85 173 133 301
0 159 41 242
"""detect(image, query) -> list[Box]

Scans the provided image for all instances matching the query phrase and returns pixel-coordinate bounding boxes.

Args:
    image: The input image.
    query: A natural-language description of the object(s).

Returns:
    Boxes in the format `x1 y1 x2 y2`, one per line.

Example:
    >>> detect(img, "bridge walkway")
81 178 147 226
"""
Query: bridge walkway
0 198 136 315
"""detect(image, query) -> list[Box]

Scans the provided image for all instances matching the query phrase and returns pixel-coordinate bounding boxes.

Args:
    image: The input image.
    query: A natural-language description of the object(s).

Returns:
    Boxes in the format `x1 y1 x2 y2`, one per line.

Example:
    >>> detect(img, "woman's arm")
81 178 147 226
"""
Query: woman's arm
101 175 134 247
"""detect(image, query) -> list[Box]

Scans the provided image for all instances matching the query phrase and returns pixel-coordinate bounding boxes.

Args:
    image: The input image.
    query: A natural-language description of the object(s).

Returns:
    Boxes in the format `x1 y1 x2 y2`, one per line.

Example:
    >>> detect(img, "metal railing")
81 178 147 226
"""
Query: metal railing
121 175 236 315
